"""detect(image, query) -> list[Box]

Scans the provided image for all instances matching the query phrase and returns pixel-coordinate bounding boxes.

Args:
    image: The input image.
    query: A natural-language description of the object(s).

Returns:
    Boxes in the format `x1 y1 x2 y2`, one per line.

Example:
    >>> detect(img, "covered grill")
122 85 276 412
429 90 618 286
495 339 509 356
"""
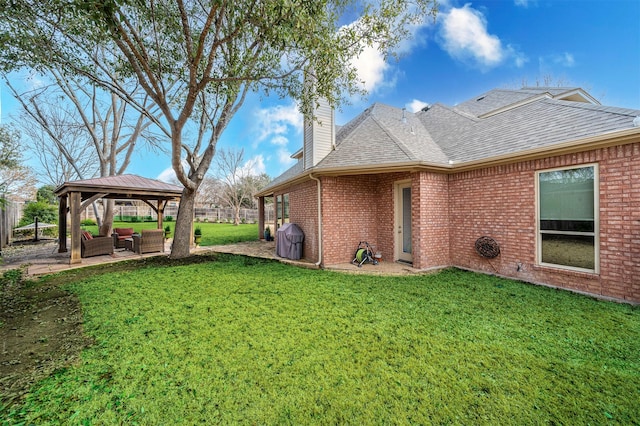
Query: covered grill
276 223 305 260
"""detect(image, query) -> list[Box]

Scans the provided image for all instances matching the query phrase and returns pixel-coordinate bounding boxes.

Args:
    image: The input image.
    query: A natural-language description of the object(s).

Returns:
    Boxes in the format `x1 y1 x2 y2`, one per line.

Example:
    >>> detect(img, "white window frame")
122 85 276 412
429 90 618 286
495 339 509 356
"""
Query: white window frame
535 163 599 273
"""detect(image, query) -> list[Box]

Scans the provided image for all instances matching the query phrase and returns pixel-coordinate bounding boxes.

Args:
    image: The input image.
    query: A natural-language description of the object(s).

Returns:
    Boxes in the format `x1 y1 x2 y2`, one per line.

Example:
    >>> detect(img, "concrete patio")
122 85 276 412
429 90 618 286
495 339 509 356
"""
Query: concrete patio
1 239 426 277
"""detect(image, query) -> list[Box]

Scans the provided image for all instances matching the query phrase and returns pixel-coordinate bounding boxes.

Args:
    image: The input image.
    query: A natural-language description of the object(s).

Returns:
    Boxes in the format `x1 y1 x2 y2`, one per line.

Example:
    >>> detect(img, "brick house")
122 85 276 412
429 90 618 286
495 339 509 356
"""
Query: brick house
256 87 640 303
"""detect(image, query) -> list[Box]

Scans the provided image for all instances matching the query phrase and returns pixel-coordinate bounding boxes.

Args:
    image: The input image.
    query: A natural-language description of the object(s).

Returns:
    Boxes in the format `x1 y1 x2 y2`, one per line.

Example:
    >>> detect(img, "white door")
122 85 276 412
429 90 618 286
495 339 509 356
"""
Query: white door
395 182 413 263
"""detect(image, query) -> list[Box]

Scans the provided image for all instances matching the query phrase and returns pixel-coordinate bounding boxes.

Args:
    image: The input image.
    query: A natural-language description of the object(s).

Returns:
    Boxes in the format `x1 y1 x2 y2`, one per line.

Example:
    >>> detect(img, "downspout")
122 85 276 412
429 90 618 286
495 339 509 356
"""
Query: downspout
309 173 322 267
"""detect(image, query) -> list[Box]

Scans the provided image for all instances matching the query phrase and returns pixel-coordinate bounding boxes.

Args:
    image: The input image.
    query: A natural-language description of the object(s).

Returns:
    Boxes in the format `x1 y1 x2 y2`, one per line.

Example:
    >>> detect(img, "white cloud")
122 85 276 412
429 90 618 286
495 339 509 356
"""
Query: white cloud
271 135 289 147
240 154 266 176
512 48 529 68
439 5 527 70
406 99 430 113
252 102 303 171
345 6 438 96
277 148 295 169
157 166 178 183
440 5 504 68
350 44 390 93
554 52 575 67
537 52 576 79
254 102 303 144
514 0 529 7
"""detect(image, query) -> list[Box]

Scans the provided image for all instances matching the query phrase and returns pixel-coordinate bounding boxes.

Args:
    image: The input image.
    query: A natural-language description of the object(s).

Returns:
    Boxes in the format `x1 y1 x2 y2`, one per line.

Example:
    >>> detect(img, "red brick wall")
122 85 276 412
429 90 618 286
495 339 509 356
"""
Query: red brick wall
321 175 380 264
278 180 318 262
413 172 451 269
599 143 640 301
283 142 639 302
449 143 640 303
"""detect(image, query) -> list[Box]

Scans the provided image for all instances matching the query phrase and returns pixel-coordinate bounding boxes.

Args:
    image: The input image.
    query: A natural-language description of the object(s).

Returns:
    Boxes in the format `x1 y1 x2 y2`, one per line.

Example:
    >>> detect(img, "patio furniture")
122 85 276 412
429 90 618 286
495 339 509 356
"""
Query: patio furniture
132 229 164 254
81 231 114 258
124 237 134 251
112 227 135 249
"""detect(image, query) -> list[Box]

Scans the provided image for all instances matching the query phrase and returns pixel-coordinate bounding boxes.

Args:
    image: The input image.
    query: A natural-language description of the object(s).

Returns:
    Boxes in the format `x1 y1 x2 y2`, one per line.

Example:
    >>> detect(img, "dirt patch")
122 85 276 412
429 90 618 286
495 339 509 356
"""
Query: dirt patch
0 269 92 409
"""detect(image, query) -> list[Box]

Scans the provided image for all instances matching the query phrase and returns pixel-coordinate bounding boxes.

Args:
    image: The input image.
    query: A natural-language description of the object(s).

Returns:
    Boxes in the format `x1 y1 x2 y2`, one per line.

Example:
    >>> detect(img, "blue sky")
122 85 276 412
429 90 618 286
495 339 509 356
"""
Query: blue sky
2 0 639 184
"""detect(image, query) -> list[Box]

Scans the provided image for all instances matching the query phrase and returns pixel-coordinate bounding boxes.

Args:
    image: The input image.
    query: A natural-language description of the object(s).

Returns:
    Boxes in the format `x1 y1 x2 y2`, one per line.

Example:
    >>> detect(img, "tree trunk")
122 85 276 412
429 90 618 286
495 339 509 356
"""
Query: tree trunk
170 187 196 259
234 206 241 226
98 199 115 237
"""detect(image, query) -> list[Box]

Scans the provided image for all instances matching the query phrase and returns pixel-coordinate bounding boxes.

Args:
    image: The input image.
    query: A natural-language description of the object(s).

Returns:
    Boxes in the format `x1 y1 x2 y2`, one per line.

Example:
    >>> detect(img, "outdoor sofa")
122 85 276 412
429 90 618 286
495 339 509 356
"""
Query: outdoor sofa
81 231 114 258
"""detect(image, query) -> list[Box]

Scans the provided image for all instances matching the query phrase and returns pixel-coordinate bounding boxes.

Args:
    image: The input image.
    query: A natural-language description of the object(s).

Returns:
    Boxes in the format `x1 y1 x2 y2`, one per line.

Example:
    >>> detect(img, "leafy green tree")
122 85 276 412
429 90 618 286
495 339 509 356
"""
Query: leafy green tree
36 185 58 205
18 201 57 227
0 0 437 258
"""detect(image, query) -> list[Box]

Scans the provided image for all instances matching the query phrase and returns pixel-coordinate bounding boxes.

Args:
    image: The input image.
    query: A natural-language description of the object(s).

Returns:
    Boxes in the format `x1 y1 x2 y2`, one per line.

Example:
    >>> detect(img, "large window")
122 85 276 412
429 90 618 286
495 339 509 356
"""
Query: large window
537 165 598 272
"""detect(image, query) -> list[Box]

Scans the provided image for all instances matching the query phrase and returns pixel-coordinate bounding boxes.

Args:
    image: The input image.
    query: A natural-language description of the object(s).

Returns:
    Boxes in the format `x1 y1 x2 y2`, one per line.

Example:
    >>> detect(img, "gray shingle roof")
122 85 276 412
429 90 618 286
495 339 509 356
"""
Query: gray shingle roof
420 98 640 163
54 174 183 199
262 160 304 192
454 88 540 117
315 103 448 170
453 87 591 117
262 87 640 194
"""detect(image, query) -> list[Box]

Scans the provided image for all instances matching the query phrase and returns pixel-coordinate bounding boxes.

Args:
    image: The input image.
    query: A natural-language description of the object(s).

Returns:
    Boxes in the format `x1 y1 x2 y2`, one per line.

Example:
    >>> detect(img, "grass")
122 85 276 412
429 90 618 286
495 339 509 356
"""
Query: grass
83 221 258 246
2 255 638 424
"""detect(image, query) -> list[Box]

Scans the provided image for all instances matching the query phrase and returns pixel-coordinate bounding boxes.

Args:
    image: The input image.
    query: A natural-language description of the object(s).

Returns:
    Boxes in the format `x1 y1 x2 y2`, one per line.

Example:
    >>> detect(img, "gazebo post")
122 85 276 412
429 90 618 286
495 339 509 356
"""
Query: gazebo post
70 191 82 264
58 194 68 253
157 200 165 230
258 197 265 239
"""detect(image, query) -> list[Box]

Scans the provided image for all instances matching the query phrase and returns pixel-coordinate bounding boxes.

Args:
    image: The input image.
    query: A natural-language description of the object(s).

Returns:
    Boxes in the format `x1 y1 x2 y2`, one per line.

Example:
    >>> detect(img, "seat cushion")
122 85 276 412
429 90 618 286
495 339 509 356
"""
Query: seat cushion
114 228 134 238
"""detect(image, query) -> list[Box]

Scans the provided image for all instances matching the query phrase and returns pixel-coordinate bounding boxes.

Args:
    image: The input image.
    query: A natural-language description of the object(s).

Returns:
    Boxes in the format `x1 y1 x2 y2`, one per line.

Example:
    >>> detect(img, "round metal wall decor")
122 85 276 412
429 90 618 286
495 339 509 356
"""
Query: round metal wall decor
475 236 500 259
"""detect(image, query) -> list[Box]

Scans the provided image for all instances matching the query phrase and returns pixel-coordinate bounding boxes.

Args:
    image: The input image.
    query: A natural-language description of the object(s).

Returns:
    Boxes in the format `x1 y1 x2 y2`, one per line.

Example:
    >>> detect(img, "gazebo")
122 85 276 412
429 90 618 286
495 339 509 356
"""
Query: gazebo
55 175 183 264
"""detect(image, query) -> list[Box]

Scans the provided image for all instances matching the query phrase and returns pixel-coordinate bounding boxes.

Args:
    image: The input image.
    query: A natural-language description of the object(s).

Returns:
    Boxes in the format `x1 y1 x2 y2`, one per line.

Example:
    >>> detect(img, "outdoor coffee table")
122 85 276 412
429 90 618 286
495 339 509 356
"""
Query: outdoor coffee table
124 237 134 251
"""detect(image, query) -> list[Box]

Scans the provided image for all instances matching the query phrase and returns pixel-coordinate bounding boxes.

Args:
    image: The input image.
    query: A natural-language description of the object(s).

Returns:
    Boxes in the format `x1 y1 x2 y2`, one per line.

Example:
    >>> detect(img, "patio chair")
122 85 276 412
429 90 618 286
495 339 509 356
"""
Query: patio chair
112 227 135 249
132 229 164 254
81 231 114 258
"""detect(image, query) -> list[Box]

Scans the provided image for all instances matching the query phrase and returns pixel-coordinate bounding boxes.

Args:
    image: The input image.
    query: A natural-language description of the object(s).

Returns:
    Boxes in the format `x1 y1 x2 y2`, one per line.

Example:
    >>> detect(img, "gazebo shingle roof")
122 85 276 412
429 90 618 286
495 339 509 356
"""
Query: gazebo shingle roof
55 174 183 200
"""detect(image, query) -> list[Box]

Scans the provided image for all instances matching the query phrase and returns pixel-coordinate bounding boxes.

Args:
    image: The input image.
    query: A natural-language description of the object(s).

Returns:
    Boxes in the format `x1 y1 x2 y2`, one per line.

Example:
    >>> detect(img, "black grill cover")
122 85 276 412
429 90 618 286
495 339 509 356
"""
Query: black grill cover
276 223 304 260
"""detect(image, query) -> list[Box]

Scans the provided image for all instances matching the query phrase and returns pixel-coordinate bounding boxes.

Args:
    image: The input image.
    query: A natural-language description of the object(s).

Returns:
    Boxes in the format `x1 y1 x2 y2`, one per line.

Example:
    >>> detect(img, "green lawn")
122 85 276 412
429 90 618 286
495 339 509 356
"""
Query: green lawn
83 221 258 246
2 256 639 424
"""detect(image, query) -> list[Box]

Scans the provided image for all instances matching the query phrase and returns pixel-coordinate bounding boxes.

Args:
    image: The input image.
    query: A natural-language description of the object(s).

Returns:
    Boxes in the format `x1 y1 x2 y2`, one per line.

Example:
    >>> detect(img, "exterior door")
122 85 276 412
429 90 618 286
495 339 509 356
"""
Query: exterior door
395 182 413 263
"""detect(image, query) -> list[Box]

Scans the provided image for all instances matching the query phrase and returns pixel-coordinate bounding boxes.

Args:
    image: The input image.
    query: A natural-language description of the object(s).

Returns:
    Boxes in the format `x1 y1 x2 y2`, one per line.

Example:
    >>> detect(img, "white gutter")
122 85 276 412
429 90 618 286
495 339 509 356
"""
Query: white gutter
309 173 322 267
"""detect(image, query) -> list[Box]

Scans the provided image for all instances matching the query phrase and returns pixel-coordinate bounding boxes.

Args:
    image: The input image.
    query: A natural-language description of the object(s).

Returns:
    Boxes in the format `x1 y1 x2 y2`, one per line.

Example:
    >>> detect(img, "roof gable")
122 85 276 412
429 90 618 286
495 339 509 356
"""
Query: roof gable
316 103 448 170
454 87 600 118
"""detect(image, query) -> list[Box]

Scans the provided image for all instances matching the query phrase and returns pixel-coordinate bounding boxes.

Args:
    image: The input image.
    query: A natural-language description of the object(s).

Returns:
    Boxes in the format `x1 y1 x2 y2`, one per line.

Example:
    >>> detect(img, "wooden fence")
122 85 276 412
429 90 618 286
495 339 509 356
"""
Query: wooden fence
82 204 274 224
0 199 22 249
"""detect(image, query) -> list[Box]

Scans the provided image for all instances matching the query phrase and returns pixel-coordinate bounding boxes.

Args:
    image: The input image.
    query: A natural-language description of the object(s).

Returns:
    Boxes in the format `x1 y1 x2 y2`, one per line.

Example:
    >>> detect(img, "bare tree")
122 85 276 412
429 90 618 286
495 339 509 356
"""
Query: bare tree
17 104 96 184
213 148 252 226
195 176 224 208
6 71 165 236
240 173 271 209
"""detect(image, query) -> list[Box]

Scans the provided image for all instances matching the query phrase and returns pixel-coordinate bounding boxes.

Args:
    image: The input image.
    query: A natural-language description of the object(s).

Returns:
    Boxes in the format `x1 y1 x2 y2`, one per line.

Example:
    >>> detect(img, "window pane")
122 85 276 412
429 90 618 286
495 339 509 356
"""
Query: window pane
276 195 282 220
284 194 289 221
541 233 595 270
540 166 594 232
